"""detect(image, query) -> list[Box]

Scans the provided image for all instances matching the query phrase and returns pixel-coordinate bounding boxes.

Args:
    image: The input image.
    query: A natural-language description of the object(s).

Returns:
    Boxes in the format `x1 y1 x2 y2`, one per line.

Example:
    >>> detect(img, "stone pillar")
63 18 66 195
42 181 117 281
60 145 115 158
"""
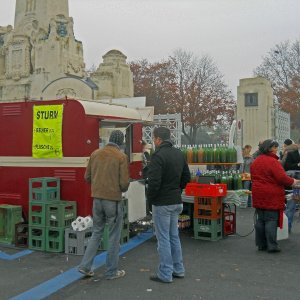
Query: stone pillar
14 0 69 33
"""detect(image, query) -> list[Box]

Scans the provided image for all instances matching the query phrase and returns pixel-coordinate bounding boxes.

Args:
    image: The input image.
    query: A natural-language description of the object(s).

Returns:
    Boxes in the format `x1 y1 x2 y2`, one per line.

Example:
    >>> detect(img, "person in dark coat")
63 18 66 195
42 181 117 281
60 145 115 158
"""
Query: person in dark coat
250 139 299 253
284 141 300 171
147 127 191 283
280 139 297 167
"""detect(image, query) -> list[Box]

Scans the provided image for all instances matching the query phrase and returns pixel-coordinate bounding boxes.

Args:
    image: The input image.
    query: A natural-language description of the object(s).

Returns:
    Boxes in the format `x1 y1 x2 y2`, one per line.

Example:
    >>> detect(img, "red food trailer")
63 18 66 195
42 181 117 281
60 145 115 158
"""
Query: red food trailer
0 99 146 221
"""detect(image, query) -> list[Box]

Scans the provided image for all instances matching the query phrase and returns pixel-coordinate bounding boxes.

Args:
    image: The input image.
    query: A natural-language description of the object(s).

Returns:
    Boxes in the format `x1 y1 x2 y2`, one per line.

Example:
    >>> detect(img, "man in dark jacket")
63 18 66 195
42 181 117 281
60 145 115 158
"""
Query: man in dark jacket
284 141 300 171
147 127 191 283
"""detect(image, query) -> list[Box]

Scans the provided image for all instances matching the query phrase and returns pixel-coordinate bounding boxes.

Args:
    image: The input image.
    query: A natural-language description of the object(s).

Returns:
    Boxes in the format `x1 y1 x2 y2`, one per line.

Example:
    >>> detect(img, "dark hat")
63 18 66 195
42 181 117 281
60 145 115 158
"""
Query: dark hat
153 127 171 141
284 138 293 146
109 130 124 146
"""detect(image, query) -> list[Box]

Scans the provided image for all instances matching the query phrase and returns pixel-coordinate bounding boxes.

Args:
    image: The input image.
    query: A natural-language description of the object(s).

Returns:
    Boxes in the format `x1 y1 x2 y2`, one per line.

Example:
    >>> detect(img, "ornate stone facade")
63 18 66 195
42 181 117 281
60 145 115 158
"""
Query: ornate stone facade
0 0 134 101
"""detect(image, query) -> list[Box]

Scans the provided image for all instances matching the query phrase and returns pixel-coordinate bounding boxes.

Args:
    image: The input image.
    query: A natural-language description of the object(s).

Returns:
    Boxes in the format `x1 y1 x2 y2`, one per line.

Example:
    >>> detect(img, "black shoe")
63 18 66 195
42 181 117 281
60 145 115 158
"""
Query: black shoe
268 248 281 253
258 246 267 251
150 275 172 283
172 273 185 278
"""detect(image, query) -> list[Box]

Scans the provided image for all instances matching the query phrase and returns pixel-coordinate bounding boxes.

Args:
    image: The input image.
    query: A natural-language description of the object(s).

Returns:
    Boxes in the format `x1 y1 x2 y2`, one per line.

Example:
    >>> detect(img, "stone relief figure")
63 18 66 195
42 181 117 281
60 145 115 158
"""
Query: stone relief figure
29 20 39 72
49 19 57 39
67 17 74 37
0 25 13 49
56 88 76 99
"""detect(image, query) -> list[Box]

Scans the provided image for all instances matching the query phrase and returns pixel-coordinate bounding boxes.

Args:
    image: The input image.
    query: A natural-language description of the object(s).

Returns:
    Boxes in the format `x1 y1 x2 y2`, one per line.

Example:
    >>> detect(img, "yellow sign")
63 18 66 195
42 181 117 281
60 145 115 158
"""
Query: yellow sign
32 105 64 158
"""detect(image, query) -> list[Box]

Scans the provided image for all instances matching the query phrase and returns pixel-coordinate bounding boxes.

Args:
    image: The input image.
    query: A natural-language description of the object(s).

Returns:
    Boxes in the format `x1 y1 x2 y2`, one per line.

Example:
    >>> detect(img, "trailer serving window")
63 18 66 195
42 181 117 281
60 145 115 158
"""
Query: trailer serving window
99 120 134 162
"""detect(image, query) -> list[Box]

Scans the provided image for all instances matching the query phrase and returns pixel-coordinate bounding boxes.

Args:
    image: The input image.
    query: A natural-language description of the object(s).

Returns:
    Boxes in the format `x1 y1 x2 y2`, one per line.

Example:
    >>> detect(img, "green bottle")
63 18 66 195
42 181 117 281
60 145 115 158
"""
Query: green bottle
220 144 227 163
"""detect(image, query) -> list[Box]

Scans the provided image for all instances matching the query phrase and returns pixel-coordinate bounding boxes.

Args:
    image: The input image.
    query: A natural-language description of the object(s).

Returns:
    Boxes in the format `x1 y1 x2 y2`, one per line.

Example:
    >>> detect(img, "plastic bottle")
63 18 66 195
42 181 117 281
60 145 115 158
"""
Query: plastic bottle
192 145 198 163
187 146 193 164
220 144 227 163
197 145 204 163
214 144 220 163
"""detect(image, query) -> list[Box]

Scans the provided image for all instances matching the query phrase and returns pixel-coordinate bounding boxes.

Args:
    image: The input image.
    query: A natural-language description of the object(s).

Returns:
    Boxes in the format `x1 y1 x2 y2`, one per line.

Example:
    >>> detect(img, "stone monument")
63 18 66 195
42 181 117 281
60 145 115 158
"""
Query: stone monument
236 77 290 148
0 0 134 101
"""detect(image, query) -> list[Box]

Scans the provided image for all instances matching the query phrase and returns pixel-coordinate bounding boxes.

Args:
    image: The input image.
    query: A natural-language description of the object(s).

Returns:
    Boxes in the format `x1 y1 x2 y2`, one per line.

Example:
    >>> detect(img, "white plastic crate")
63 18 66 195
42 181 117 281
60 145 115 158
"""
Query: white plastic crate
64 228 92 255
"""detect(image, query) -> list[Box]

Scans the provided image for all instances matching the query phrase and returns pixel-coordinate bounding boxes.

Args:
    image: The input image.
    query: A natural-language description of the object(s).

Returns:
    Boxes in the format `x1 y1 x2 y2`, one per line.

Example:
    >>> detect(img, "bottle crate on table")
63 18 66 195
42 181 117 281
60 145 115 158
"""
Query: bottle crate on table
65 228 92 255
193 218 222 241
193 196 223 219
0 204 23 244
29 177 60 201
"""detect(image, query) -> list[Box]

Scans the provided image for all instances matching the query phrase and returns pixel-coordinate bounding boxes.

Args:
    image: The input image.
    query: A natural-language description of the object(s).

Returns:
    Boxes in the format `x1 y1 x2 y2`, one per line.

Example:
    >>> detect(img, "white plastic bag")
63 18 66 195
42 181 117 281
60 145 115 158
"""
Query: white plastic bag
277 213 289 240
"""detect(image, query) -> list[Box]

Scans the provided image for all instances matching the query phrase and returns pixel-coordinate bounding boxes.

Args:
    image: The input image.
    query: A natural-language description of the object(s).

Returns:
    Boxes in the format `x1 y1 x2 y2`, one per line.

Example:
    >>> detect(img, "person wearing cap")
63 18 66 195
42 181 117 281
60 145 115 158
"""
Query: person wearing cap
250 139 300 253
280 138 297 168
78 130 130 279
147 127 191 283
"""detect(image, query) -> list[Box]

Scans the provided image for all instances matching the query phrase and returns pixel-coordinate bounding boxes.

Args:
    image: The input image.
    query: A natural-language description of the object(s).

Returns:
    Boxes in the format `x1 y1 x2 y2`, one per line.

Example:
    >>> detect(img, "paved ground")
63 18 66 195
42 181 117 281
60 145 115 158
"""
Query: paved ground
1 207 300 300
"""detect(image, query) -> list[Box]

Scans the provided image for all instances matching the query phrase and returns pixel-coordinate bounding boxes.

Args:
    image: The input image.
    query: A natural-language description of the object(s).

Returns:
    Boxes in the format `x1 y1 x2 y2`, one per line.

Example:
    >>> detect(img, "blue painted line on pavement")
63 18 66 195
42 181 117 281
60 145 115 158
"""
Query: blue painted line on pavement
11 230 154 300
0 249 33 261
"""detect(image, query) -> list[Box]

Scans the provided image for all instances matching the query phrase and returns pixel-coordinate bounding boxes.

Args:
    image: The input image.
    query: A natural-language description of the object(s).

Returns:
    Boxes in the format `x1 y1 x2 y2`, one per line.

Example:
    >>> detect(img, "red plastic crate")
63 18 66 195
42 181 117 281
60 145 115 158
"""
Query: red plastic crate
185 183 227 197
193 196 223 219
223 211 236 236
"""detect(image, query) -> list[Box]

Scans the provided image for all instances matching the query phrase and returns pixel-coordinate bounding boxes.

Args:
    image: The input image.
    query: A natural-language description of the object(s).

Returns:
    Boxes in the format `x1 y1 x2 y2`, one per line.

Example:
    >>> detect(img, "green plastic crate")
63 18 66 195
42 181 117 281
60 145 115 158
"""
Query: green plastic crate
29 200 60 227
99 219 129 251
193 218 222 241
29 177 60 201
46 201 77 228
99 224 110 251
46 227 65 253
29 226 46 251
0 204 23 244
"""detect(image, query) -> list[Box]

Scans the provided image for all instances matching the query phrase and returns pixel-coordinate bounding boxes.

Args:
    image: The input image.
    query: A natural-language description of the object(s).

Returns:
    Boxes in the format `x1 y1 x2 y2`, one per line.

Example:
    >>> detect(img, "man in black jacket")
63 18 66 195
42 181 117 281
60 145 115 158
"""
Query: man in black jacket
147 127 191 283
284 142 300 171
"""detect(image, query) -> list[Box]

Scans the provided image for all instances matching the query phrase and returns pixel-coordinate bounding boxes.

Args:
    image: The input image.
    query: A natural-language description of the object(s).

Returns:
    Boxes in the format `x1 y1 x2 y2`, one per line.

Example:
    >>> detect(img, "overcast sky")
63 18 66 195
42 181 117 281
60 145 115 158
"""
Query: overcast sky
1 0 300 97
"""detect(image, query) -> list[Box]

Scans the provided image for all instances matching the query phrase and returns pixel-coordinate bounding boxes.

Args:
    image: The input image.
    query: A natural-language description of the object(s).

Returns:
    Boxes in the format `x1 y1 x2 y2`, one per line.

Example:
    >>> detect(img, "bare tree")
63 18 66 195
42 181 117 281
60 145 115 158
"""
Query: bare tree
130 59 176 114
168 49 235 144
254 40 300 132
130 50 235 144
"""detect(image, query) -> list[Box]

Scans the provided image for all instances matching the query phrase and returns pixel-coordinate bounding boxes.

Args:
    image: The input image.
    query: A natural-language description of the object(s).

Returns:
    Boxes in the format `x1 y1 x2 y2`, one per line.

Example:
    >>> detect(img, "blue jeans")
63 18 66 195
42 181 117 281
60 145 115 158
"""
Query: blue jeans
242 180 252 207
79 198 123 278
285 200 297 232
152 204 184 282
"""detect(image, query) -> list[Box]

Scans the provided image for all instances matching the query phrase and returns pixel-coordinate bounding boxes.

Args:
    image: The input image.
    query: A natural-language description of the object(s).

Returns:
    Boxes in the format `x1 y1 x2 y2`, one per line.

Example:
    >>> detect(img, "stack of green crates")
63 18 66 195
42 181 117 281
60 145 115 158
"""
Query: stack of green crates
193 196 223 241
99 198 129 250
0 204 23 244
28 177 77 252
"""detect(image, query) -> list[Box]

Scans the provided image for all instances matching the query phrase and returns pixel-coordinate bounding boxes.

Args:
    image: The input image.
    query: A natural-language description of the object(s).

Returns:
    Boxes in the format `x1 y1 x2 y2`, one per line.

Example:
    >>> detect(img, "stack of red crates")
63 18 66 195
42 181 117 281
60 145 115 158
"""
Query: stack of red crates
185 183 227 241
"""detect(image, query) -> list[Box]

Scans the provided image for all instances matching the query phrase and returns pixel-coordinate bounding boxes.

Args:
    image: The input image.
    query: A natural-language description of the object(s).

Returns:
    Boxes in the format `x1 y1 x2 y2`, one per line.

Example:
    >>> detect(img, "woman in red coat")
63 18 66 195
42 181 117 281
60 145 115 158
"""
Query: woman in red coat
250 139 299 253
